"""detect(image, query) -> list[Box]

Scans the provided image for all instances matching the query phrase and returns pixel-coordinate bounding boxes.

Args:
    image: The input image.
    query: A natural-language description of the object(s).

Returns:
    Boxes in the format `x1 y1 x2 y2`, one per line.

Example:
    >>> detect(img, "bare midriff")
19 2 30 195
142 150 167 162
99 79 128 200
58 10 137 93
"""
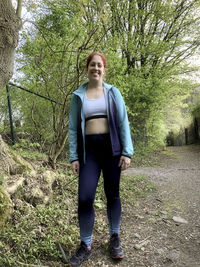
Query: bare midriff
85 118 109 135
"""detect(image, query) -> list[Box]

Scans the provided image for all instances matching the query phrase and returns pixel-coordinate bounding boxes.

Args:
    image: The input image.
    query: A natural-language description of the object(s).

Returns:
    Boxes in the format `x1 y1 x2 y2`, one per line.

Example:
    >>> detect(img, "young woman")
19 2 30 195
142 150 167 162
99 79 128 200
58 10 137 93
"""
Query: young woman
68 52 133 267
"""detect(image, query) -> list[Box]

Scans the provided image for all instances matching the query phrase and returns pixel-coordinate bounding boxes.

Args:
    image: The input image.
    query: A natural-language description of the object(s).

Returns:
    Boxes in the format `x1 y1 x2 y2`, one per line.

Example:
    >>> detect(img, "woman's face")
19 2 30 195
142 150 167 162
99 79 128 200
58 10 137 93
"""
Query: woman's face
87 55 105 83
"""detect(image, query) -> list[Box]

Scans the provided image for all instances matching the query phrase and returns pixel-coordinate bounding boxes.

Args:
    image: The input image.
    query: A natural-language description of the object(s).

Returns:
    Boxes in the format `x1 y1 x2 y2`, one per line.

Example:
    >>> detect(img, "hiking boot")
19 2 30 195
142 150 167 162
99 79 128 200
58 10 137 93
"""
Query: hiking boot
69 241 92 267
110 233 124 259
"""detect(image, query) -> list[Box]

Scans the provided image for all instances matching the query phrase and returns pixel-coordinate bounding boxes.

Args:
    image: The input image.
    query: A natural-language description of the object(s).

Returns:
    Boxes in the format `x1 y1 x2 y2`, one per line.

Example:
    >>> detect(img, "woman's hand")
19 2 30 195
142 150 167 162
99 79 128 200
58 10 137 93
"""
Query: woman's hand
71 160 80 175
118 156 131 171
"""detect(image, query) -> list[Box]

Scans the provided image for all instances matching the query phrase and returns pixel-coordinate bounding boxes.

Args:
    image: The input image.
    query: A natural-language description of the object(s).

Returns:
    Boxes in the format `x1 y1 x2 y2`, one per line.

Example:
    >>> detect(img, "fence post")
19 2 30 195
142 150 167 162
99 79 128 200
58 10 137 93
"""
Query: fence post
6 84 15 145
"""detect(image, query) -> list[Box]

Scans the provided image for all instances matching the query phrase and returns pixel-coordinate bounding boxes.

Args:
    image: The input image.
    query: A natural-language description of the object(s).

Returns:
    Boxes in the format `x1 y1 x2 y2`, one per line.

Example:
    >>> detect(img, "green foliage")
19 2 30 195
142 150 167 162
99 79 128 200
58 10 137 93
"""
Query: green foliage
94 178 106 211
12 139 47 161
0 205 79 266
191 93 200 117
1 0 199 161
102 0 200 150
12 0 111 165
192 105 200 117
13 139 40 149
0 158 154 266
163 78 197 136
0 171 79 266
120 174 155 205
0 186 12 229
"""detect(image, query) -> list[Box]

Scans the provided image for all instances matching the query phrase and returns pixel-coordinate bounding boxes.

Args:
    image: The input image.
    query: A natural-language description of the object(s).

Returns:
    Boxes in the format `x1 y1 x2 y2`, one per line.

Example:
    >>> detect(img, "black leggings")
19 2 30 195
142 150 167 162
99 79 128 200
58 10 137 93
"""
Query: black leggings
78 134 121 247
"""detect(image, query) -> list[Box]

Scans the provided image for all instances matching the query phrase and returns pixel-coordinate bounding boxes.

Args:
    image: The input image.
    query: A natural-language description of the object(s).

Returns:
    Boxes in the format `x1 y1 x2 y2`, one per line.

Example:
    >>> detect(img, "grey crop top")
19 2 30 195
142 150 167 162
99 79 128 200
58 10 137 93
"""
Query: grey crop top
83 91 107 121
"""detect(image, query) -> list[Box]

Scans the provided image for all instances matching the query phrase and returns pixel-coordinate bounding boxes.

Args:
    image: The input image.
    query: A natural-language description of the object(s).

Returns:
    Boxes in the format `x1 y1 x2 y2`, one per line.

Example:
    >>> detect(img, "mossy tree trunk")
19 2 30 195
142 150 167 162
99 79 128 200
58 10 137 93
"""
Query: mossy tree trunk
0 135 18 175
0 0 23 175
0 0 22 91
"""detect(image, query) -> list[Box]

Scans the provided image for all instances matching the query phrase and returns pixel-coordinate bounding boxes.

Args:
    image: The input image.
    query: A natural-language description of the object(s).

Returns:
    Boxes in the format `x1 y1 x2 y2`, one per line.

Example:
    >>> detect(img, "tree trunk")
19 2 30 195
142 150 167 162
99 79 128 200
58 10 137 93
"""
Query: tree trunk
0 0 21 90
48 130 68 169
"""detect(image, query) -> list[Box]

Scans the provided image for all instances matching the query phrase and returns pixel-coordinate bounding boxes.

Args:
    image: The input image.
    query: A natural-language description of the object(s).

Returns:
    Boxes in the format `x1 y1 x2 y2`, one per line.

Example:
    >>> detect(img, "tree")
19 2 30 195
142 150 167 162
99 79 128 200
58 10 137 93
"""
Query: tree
0 0 23 181
0 0 22 90
102 0 200 148
7 0 200 164
16 0 107 167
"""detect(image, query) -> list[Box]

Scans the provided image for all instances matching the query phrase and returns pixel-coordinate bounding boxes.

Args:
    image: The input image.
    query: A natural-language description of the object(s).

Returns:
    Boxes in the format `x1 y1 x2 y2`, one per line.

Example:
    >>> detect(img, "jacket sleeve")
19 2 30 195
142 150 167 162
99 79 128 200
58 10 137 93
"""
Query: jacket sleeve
113 87 134 158
68 94 79 163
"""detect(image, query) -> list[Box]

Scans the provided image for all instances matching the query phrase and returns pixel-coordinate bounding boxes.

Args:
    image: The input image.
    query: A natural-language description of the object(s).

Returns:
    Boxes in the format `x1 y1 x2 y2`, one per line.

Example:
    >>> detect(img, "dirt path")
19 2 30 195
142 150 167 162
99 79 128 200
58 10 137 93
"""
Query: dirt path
85 144 200 267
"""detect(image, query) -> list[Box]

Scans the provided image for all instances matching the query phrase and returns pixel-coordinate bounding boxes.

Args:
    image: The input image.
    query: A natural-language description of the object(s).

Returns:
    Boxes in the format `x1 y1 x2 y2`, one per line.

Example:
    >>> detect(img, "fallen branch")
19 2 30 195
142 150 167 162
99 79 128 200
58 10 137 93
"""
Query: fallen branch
134 236 151 250
138 236 151 244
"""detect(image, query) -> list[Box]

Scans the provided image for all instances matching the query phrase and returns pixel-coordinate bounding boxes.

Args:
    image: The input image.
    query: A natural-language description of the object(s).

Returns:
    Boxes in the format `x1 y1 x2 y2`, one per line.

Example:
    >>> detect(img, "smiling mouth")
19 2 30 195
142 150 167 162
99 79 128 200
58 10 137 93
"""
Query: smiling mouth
92 72 100 75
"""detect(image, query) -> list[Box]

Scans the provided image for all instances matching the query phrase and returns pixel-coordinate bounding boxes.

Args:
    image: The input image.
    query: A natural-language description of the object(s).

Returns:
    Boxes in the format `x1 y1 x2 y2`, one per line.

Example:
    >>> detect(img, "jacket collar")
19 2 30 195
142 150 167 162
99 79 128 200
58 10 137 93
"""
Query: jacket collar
73 81 113 101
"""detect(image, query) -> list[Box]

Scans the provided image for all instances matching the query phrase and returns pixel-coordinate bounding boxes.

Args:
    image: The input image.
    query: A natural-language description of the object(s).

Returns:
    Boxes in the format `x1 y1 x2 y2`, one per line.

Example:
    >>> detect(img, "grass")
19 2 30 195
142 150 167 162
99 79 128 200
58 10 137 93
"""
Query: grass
132 145 177 168
0 148 155 266
121 174 155 203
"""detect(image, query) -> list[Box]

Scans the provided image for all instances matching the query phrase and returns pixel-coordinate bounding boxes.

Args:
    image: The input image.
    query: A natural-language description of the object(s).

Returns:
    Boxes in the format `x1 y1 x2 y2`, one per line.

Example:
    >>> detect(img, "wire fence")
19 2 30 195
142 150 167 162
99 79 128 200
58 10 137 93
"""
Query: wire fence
6 82 63 145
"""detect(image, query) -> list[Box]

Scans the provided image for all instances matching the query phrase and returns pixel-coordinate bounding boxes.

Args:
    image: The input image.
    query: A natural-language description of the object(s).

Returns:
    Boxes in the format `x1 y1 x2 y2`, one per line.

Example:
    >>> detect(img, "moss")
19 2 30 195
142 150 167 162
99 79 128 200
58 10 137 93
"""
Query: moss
0 174 4 186
9 149 34 174
0 186 13 229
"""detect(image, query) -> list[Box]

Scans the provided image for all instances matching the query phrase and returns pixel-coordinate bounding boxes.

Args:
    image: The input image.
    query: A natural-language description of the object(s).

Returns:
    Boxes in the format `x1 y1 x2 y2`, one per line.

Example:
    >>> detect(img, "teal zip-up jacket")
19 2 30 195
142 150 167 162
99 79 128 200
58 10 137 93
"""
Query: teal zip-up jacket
68 82 133 163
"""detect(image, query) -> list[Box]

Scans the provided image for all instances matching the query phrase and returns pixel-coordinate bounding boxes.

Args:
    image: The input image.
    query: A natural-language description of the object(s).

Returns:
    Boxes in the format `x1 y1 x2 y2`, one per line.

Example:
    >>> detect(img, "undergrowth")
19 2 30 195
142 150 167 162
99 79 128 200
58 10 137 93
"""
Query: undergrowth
0 148 155 266
12 139 47 161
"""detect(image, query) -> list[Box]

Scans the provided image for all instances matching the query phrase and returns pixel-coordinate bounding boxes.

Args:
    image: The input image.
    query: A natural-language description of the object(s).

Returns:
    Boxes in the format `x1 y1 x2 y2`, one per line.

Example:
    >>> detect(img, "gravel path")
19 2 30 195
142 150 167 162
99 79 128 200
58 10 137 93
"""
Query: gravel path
85 144 200 267
123 144 200 267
